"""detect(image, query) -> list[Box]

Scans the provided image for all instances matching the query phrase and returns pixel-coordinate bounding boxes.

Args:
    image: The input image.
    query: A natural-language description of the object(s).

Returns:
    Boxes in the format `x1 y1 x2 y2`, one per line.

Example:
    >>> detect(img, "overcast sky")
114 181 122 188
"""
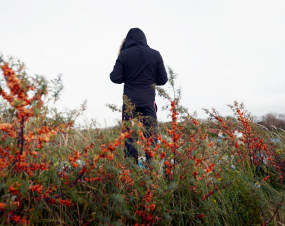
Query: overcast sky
1 0 285 127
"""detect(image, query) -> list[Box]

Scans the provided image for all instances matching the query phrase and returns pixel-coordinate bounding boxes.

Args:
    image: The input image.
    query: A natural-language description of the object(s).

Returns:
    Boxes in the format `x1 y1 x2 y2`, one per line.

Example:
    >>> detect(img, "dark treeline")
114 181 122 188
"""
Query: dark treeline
258 113 285 129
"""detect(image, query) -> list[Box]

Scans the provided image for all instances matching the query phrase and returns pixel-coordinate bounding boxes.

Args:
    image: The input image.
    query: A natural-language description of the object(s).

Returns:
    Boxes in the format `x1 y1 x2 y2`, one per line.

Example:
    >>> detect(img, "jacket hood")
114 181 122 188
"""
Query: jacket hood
121 28 148 50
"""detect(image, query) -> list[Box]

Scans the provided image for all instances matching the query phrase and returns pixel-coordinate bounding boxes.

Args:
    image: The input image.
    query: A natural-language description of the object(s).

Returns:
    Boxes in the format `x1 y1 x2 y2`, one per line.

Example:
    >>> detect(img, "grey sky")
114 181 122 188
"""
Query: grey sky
1 0 285 126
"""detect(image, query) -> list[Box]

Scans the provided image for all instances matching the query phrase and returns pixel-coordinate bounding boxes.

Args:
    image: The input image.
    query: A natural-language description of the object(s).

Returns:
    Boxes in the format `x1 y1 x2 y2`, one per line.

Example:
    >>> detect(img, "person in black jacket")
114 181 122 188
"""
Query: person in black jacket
110 28 168 163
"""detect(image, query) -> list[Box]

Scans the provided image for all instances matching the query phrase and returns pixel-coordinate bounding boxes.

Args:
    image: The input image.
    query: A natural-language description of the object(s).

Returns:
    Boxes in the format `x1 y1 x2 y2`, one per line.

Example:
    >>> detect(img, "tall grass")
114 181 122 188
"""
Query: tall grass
0 56 284 225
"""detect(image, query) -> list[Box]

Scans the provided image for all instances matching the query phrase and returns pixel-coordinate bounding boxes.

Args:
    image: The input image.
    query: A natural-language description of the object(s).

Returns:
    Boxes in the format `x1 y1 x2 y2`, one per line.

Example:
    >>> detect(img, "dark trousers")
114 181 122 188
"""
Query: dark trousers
122 102 158 163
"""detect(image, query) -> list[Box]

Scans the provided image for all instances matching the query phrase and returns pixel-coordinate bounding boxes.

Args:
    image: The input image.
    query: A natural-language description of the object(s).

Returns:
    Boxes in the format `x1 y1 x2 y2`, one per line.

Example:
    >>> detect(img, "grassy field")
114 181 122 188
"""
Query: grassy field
0 57 284 225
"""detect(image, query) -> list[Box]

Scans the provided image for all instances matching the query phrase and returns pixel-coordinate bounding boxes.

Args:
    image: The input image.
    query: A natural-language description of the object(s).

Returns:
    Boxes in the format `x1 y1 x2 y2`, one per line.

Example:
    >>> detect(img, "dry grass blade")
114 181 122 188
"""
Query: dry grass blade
75 129 88 142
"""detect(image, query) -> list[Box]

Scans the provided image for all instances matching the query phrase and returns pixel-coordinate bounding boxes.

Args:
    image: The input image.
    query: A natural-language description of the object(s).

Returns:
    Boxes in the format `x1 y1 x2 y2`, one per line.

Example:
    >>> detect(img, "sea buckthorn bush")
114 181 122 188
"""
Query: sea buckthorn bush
0 56 284 225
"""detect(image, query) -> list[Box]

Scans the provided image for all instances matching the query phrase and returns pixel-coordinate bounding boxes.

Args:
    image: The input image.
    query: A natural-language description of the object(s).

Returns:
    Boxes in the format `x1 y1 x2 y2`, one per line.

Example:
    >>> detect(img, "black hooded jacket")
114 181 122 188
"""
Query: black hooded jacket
110 28 168 107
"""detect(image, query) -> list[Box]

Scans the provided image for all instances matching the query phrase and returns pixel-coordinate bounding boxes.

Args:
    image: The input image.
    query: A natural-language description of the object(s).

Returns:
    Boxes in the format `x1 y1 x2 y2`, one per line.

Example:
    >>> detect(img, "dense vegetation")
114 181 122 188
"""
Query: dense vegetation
0 56 284 225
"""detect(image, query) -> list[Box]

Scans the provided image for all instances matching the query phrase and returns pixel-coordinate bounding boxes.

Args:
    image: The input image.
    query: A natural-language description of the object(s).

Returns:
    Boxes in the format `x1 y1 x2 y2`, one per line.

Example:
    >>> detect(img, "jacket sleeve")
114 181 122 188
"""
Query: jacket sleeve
156 52 168 85
110 55 124 84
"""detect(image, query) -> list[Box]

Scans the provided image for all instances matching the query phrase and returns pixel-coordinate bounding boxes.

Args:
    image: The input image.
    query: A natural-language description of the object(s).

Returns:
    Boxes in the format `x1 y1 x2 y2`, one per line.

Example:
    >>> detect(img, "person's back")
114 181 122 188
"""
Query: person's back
110 28 168 107
110 27 168 163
